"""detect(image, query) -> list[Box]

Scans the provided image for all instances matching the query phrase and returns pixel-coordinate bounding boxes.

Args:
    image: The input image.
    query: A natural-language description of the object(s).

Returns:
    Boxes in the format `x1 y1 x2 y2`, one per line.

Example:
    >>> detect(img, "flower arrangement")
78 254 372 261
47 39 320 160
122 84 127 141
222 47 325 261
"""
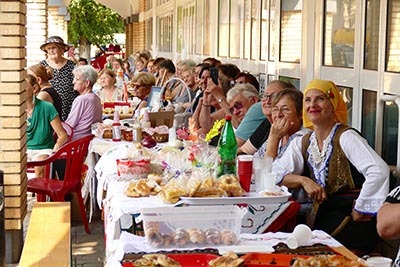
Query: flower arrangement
205 119 226 142
326 88 335 99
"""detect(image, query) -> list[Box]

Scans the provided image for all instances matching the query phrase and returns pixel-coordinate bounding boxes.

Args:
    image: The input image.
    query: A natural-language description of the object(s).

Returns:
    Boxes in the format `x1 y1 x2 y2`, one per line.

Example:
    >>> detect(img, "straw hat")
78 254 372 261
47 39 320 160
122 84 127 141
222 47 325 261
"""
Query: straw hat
40 36 69 52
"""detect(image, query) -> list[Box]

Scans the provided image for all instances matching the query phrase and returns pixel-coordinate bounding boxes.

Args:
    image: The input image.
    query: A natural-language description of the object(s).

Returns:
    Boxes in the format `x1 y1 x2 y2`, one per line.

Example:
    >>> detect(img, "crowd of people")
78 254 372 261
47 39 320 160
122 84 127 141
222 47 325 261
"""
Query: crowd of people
26 36 399 265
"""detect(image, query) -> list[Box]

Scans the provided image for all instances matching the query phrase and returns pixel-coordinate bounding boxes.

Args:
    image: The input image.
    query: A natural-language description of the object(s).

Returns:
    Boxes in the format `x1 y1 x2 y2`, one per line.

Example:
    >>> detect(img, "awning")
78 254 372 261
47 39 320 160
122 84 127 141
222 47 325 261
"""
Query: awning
95 0 138 18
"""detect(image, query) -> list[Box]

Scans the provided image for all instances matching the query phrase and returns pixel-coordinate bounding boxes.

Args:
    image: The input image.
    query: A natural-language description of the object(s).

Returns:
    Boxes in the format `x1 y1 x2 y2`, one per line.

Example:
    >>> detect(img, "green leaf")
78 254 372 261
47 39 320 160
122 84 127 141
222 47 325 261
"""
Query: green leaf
67 0 124 48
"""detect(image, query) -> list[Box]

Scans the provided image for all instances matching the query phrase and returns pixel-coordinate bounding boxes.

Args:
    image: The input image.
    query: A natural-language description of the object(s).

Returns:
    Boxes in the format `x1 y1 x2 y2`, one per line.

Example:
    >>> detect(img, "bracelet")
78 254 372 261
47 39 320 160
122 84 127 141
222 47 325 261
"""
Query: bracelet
202 103 211 107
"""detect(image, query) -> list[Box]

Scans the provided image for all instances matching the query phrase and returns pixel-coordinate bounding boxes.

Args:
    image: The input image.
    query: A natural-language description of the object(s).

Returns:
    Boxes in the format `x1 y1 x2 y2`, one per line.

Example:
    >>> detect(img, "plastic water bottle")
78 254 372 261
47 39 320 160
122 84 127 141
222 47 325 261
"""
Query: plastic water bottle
217 115 237 177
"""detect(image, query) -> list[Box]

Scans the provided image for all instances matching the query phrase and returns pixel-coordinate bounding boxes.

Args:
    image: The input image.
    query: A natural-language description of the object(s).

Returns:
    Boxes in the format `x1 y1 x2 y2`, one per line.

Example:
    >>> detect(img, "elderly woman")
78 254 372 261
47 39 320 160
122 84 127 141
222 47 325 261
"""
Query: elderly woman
26 74 67 177
66 65 103 141
254 88 309 159
96 69 123 103
272 79 390 253
27 64 63 119
238 80 297 154
129 72 156 112
39 36 77 121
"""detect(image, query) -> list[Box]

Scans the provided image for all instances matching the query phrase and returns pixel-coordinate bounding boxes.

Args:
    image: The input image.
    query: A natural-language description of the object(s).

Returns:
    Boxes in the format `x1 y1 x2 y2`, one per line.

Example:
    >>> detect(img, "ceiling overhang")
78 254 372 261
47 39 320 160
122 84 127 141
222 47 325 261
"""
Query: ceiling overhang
48 0 138 19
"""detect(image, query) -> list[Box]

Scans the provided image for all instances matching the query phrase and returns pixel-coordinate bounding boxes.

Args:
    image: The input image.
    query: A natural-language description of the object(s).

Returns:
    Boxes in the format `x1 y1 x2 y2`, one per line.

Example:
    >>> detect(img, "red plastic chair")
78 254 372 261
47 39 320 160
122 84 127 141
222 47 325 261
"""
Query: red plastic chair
27 135 94 234
28 122 75 175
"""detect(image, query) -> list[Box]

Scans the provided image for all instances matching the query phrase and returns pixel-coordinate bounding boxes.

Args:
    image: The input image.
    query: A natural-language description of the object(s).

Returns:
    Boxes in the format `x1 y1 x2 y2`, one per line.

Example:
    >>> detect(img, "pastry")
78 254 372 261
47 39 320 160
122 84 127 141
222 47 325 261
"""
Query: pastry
221 230 237 245
218 174 244 197
208 251 244 267
205 228 221 245
135 179 152 196
102 129 112 139
292 255 368 267
134 254 182 267
156 254 182 267
161 233 174 246
188 228 205 244
173 228 190 246
146 230 163 247
192 187 226 198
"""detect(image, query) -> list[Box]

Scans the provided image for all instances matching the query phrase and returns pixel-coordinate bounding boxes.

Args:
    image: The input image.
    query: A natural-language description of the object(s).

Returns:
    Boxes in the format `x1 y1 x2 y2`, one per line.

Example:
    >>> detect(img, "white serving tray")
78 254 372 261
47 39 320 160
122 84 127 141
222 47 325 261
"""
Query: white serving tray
180 186 291 205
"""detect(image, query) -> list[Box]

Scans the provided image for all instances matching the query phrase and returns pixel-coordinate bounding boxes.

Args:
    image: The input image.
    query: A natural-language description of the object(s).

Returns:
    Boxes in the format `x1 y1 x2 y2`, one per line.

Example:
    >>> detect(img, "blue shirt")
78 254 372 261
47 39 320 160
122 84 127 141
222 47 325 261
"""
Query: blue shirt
235 102 266 141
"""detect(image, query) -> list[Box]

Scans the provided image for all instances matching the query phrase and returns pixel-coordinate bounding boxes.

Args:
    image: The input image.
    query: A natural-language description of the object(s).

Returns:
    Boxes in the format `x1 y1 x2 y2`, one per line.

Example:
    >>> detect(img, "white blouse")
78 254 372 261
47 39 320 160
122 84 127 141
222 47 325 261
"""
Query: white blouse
272 124 390 214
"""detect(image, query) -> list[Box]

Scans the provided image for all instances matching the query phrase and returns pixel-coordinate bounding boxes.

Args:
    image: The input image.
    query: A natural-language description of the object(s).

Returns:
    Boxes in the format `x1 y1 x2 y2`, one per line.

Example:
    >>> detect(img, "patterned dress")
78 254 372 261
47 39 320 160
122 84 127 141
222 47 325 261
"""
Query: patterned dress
40 59 77 121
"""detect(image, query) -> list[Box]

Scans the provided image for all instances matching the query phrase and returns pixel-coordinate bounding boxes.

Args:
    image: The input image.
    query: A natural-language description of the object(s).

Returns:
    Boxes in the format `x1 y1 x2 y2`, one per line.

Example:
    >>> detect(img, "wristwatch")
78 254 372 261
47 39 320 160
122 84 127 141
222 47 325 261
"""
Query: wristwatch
217 97 224 103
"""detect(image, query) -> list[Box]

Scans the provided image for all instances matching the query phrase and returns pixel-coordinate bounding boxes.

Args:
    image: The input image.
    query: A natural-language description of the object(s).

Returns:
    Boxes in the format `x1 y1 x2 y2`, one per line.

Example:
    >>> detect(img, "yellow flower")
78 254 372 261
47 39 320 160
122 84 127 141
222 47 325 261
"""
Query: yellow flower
205 119 226 142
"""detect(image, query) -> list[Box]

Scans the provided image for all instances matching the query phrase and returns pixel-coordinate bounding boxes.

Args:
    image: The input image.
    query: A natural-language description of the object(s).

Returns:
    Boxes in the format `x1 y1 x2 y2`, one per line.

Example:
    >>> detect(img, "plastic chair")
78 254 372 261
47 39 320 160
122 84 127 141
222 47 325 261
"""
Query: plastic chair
28 122 74 175
27 134 94 234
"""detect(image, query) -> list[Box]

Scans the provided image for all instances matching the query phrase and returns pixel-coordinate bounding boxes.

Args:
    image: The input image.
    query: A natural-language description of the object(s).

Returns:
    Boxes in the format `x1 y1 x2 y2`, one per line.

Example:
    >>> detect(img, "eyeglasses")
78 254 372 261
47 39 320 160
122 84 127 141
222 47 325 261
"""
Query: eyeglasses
270 106 292 115
131 83 144 88
228 101 244 114
260 93 276 101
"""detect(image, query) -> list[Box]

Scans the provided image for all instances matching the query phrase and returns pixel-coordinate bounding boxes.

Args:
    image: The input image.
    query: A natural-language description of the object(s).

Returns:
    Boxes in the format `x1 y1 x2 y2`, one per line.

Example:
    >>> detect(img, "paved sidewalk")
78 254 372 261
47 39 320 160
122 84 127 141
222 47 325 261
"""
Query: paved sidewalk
6 194 105 267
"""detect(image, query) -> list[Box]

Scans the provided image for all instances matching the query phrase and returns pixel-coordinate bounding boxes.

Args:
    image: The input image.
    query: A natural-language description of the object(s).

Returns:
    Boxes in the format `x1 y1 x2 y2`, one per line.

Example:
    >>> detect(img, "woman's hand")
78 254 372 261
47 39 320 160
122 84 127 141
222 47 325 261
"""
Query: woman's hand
270 117 292 140
301 177 327 201
352 209 373 221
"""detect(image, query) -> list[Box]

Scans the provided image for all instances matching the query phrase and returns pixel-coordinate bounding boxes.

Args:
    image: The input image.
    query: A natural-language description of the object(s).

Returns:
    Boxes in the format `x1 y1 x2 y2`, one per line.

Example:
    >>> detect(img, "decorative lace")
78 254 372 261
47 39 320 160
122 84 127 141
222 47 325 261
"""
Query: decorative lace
306 123 341 187
255 128 310 159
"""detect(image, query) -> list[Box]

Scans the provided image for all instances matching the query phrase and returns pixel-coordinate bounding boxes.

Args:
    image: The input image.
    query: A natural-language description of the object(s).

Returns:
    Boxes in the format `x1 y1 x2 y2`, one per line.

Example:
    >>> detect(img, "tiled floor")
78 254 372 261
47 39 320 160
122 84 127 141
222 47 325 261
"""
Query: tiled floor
6 194 105 267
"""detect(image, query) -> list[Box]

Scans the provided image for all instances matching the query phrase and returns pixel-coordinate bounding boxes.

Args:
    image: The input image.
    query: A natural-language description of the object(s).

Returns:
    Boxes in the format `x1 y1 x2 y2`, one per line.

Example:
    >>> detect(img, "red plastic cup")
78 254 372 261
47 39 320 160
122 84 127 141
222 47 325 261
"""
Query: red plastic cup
237 155 253 192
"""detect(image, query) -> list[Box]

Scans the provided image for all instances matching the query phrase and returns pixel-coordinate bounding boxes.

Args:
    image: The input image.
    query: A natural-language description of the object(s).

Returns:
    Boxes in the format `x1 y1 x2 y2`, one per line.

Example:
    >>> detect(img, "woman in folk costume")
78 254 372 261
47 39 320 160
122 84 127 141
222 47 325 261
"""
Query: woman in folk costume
272 79 389 254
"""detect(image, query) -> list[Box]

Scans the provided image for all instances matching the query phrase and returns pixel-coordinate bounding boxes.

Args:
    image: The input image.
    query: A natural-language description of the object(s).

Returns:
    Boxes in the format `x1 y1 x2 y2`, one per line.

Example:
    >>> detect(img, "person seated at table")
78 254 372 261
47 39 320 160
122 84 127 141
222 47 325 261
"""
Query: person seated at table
111 58 130 90
238 80 296 154
191 64 211 113
134 56 148 74
96 69 123 103
26 74 68 177
253 88 309 159
225 83 259 127
234 71 260 92
129 72 156 112
66 65 103 141
196 64 241 135
27 64 63 120
272 79 390 254
181 67 198 110
377 185 400 267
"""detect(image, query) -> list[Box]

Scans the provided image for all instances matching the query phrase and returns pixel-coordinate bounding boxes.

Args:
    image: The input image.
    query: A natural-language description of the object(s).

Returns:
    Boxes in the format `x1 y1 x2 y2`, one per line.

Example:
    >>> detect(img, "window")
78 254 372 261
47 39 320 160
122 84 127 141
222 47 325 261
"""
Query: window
244 0 260 60
386 0 400 72
177 3 196 55
145 18 153 51
218 0 242 58
323 0 356 67
244 0 252 59
361 90 377 147
364 0 380 70
218 0 229 57
146 0 152 11
278 76 300 90
337 85 353 126
280 0 302 63
268 0 276 61
157 0 169 5
204 0 212 55
230 1 241 58
157 14 173 53
382 101 398 165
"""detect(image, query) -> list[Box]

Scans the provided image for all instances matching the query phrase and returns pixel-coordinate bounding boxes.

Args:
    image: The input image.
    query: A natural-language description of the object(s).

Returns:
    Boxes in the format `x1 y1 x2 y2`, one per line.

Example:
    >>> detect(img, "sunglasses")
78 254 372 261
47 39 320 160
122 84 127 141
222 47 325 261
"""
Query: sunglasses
228 101 244 114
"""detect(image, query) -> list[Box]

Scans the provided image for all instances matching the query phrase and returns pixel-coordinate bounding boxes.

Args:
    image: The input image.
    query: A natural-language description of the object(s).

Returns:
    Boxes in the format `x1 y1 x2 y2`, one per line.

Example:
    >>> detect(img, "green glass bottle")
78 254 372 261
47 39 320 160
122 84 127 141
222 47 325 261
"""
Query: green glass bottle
217 115 237 177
